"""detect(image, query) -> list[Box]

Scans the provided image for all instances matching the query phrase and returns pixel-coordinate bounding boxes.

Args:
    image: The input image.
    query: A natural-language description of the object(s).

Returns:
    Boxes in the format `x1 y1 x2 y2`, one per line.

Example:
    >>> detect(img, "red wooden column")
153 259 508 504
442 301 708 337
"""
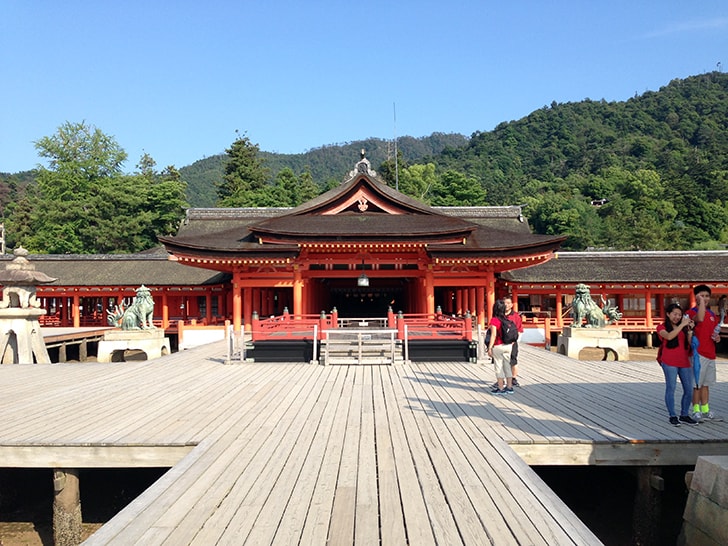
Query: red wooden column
293 267 303 316
425 269 435 315
476 286 486 328
161 290 169 329
644 289 653 327
252 288 261 316
72 294 80 328
243 288 253 331
468 288 476 315
485 270 495 322
556 287 564 328
233 272 243 333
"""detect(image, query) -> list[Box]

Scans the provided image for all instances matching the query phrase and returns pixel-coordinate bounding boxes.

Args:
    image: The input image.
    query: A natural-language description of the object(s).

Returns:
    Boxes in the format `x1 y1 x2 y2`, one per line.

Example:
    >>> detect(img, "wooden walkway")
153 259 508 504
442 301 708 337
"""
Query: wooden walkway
1 344 727 545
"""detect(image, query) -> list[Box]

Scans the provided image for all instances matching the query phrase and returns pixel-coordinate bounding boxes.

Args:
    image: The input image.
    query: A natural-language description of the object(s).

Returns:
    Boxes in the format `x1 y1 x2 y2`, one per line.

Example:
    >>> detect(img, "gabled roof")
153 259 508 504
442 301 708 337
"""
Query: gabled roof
160 155 565 259
249 166 478 243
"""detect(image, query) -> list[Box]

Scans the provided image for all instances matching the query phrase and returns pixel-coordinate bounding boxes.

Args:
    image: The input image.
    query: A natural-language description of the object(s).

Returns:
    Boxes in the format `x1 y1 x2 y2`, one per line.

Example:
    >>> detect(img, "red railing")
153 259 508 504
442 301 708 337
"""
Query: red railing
251 309 339 341
392 310 473 341
250 308 473 342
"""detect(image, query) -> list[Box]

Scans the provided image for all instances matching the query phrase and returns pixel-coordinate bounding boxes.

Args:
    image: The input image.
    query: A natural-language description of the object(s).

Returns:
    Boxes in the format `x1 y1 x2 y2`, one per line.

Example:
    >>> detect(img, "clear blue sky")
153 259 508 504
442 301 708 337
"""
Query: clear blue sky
2 1 727 174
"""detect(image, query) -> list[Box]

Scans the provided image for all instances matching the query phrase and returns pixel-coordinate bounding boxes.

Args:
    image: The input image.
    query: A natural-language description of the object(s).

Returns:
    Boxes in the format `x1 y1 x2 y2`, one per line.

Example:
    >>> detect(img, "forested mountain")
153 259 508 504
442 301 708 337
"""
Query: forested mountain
3 72 728 252
428 71 728 250
179 133 468 207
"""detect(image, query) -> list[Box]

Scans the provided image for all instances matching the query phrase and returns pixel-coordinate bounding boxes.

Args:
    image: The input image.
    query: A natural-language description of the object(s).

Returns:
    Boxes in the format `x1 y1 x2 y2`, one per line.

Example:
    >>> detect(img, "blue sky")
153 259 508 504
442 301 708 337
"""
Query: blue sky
2 1 727 174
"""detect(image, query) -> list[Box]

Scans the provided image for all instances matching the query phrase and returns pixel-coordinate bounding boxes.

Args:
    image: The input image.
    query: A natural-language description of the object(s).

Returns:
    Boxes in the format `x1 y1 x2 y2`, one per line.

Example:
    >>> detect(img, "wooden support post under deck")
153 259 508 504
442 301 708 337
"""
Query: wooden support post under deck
53 468 82 546
632 466 663 545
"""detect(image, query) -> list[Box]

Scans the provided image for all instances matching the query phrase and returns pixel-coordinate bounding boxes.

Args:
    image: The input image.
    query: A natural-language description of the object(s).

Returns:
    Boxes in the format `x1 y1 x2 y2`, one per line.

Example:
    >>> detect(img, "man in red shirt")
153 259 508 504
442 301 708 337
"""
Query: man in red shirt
686 285 721 421
504 295 524 386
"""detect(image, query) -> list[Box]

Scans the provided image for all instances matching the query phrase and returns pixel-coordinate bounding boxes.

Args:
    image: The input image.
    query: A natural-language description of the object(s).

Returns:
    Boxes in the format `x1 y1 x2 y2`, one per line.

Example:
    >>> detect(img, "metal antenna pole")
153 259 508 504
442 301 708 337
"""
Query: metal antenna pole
393 102 399 191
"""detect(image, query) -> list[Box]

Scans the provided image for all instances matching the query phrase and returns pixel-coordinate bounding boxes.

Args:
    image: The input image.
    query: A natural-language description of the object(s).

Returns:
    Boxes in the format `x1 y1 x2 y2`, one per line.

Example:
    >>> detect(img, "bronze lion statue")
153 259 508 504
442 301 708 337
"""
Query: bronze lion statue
107 285 156 330
571 283 621 328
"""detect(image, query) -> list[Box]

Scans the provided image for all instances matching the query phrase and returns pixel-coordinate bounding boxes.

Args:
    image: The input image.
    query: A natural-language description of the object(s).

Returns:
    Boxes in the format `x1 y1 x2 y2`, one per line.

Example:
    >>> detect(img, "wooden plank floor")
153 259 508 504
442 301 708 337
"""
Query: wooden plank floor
1 343 727 545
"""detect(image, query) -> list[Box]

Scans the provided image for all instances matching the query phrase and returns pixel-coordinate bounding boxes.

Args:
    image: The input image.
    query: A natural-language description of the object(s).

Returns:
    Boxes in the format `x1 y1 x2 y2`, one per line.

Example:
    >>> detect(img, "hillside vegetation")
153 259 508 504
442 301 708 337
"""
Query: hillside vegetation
179 133 468 207
3 72 728 251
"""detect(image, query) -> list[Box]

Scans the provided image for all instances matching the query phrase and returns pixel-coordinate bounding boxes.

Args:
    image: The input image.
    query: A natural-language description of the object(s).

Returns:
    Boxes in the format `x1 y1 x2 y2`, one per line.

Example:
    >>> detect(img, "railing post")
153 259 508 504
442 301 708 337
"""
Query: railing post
251 311 259 342
464 311 473 341
404 324 409 363
319 310 327 339
387 307 395 328
397 310 405 340
331 307 338 328
312 324 318 364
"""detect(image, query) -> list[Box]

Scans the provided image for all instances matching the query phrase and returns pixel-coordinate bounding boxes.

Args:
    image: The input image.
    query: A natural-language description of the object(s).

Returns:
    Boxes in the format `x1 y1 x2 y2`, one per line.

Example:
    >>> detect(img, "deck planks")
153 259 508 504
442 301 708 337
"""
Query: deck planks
1 340 726 545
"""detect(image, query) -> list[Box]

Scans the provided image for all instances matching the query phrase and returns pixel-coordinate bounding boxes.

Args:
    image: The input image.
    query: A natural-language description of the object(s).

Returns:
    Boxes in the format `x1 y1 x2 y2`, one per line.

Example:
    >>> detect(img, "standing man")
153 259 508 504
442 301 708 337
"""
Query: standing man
504 295 524 386
686 284 721 421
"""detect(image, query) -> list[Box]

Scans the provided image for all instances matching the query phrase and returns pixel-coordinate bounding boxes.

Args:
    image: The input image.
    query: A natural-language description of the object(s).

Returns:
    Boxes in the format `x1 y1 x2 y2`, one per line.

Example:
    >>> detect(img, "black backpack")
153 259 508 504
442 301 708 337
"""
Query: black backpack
500 317 519 344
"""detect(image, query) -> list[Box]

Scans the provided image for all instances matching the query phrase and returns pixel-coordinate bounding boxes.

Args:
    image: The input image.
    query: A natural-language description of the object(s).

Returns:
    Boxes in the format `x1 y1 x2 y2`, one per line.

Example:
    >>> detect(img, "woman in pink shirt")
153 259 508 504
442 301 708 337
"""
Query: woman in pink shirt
656 303 698 426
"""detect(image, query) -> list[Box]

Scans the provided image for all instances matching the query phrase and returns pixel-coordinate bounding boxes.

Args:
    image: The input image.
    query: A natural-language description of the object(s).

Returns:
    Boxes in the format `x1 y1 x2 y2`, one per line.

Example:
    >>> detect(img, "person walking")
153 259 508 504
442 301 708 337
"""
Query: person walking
656 303 698 426
686 285 721 421
503 295 523 386
487 299 515 395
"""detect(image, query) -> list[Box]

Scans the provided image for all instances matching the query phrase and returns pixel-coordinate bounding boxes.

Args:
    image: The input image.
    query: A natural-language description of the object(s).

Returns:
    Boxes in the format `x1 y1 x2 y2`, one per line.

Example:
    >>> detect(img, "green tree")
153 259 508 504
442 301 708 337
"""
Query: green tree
217 133 270 207
296 168 320 205
430 169 487 206
398 163 437 201
7 122 187 253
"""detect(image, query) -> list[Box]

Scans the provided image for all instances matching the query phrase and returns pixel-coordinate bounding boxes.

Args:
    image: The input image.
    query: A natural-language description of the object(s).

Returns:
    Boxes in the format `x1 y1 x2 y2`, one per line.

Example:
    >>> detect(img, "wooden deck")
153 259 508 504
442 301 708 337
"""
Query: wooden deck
1 344 727 545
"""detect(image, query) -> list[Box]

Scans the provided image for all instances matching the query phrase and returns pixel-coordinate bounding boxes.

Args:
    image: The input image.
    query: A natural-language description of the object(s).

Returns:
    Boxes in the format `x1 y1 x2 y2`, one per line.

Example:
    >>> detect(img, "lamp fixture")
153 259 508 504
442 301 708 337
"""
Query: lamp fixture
357 259 369 287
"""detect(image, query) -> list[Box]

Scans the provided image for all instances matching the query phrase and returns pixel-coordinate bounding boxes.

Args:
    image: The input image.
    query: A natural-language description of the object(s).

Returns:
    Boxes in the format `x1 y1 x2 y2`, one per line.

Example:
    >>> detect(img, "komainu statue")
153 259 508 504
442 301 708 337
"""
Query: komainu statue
571 283 622 328
107 285 156 330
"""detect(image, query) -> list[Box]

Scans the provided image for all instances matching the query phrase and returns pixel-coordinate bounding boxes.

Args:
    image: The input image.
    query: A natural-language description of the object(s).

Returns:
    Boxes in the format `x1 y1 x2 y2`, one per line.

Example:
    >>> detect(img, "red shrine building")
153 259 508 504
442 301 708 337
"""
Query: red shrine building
159 154 565 334
8 155 727 359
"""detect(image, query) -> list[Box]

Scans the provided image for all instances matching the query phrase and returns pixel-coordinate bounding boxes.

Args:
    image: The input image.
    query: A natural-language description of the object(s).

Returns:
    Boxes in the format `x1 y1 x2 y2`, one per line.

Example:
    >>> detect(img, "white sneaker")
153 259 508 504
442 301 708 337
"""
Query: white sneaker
692 412 703 422
704 411 715 420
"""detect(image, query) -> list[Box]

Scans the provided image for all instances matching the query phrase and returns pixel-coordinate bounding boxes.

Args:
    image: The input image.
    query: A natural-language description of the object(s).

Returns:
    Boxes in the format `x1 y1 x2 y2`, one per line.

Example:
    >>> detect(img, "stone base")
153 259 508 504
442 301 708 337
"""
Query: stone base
557 326 629 361
97 329 171 363
0 308 51 364
679 456 728 546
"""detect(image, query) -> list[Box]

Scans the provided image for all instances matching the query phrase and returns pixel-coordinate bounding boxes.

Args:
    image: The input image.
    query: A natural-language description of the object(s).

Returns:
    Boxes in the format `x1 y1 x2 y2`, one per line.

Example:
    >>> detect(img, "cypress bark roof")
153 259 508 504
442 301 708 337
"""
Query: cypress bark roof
160 162 565 258
0 251 230 286
500 251 728 283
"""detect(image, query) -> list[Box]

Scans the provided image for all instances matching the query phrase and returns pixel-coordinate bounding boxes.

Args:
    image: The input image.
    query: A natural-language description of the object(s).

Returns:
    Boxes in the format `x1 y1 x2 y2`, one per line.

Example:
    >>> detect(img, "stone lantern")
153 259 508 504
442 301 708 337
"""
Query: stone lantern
0 246 56 363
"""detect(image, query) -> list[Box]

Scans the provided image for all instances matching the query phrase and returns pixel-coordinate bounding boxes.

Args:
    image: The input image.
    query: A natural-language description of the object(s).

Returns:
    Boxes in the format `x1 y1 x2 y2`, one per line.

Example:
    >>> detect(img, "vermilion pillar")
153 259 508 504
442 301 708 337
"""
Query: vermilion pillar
233 272 242 333
293 267 303 316
425 270 435 315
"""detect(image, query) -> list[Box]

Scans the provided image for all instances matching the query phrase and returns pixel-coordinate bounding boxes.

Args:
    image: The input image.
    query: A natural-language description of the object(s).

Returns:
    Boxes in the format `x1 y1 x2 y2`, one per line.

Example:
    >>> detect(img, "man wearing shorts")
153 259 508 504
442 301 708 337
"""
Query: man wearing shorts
687 285 721 421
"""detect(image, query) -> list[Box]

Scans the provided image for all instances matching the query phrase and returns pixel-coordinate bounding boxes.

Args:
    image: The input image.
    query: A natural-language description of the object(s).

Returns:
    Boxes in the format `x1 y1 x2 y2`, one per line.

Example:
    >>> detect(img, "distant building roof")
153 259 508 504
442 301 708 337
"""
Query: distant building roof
0 252 230 286
501 251 728 284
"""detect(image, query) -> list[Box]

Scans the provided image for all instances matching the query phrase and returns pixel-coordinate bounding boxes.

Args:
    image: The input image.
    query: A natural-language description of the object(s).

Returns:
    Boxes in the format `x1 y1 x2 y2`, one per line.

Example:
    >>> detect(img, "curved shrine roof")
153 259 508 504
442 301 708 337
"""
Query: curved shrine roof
160 162 565 260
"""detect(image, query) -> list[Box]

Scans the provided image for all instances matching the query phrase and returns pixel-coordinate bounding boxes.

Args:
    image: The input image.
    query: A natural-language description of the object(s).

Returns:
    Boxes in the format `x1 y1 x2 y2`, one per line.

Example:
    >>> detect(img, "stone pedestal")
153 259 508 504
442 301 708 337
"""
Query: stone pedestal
557 326 629 361
679 456 728 546
0 307 51 364
97 329 170 363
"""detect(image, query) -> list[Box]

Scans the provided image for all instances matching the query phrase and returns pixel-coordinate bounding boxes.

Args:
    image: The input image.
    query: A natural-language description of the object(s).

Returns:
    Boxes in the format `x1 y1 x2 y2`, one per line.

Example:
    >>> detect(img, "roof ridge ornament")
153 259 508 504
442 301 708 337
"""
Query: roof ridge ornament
348 149 376 178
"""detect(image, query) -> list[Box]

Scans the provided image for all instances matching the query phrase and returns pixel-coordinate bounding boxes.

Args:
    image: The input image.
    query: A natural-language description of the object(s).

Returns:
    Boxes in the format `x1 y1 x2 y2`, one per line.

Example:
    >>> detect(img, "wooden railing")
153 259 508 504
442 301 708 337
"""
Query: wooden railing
250 308 473 342
251 309 338 341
